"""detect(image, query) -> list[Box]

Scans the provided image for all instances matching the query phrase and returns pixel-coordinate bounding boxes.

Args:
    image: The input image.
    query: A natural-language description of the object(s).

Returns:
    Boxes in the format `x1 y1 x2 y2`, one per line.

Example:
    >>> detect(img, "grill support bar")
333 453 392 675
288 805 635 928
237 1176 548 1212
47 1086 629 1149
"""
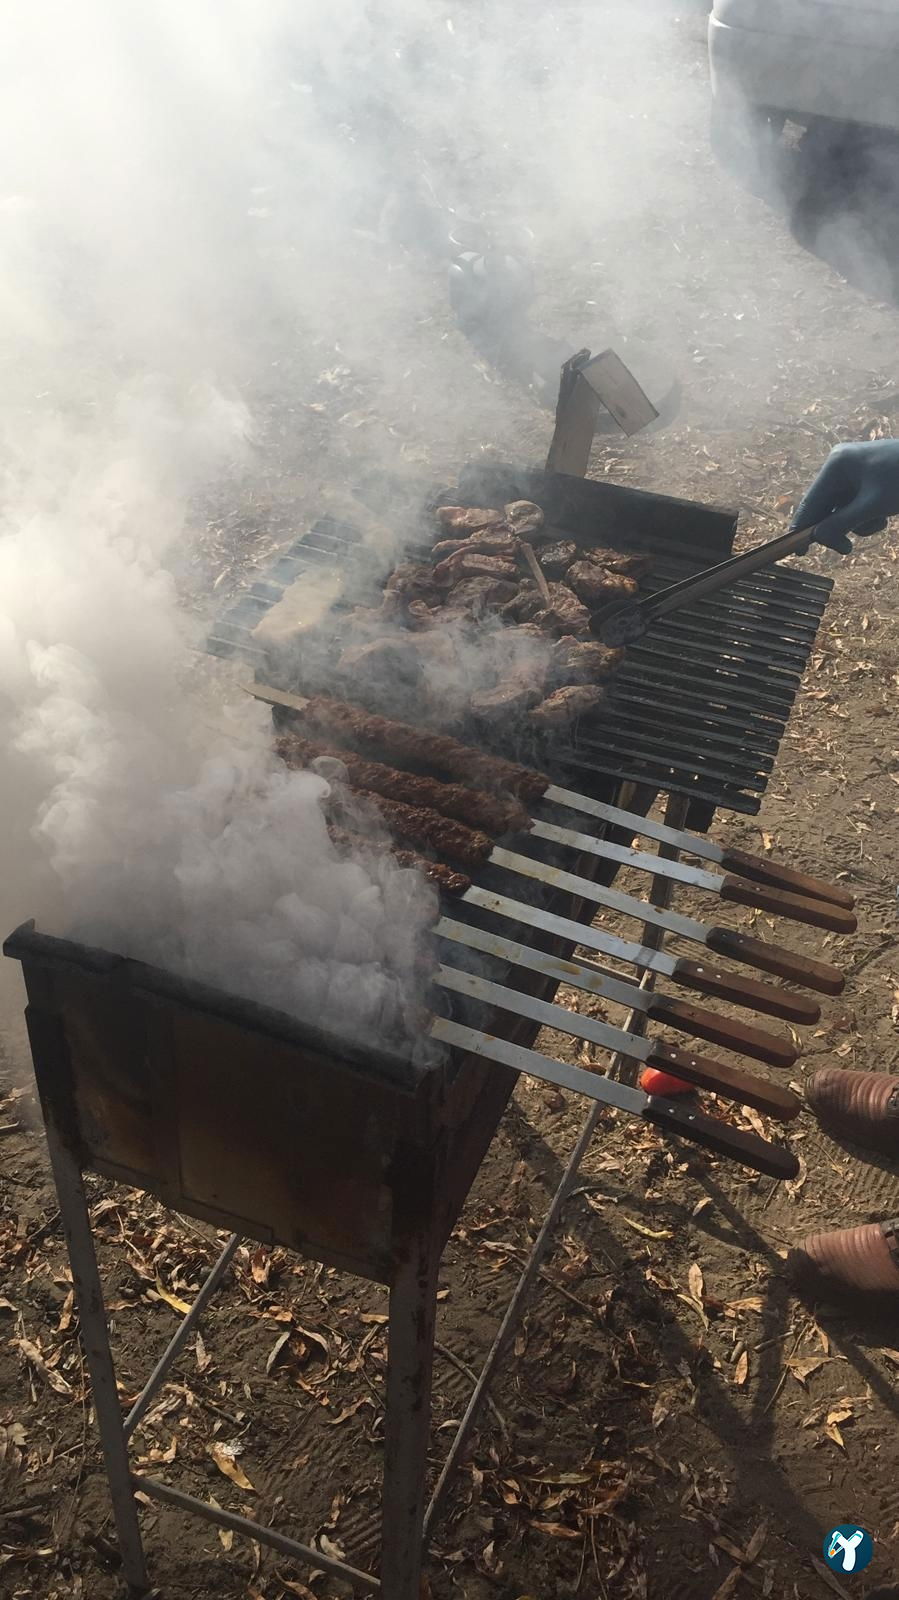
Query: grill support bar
124 1234 240 1440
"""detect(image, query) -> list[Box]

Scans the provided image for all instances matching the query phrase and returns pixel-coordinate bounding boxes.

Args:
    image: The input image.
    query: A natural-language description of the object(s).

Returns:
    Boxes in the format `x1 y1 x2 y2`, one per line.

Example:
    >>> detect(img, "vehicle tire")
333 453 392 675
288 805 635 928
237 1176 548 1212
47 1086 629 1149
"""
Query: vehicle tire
710 99 785 194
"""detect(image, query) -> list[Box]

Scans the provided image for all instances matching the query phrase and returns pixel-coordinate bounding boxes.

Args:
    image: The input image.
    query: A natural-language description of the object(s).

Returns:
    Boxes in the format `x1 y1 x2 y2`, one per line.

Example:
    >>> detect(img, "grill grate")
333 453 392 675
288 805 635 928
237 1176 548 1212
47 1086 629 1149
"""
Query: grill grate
206 488 831 817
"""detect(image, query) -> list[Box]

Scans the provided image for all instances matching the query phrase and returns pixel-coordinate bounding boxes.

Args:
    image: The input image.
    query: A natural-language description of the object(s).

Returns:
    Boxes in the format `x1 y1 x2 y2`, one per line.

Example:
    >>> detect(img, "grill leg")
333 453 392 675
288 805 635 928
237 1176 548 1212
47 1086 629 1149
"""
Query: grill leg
44 1123 149 1595
381 1232 439 1600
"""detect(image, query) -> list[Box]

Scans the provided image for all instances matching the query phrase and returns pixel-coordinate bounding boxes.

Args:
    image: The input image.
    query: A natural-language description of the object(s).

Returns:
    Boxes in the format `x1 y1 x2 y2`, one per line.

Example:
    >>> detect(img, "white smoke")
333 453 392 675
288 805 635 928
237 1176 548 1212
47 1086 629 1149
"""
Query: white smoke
0 0 700 1044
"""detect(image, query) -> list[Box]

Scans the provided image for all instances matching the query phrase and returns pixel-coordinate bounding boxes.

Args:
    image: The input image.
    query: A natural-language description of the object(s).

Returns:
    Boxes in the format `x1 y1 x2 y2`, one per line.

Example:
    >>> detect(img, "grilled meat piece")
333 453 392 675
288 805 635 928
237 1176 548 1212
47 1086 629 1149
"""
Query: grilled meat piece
500 583 543 624
552 636 625 684
443 575 521 617
567 562 640 605
470 674 544 718
277 733 531 835
432 550 519 587
530 684 607 728
538 539 578 578
337 637 423 687
588 547 654 579
384 562 441 604
299 695 550 800
328 824 471 896
435 505 506 535
503 500 544 538
355 792 493 866
532 582 591 636
432 531 521 560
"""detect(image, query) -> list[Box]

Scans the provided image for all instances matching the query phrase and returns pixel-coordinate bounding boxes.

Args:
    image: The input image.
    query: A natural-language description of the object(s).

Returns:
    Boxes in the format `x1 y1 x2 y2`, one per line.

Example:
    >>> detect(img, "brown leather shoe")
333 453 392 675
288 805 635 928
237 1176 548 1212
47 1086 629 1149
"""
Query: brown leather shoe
806 1068 899 1154
789 1219 899 1297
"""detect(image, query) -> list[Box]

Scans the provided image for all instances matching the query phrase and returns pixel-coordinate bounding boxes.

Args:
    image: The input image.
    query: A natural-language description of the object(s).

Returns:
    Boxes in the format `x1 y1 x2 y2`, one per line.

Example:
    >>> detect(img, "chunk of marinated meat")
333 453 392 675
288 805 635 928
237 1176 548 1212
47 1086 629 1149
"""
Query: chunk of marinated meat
337 637 423 687
441 575 520 618
532 582 591 636
567 561 640 605
530 684 607 728
432 550 519 587
405 599 442 629
538 539 578 578
432 530 521 560
588 547 654 579
552 636 625 684
503 500 545 538
385 562 441 603
500 582 542 623
435 505 506 535
470 656 547 719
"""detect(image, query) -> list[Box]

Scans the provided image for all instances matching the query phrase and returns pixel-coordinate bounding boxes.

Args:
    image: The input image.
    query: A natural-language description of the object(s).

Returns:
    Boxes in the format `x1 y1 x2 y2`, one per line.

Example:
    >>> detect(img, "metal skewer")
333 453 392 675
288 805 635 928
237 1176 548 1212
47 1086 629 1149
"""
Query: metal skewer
541 784 854 909
487 848 845 996
435 917 797 1067
462 885 822 1024
431 1017 799 1181
436 965 799 1122
527 819 857 934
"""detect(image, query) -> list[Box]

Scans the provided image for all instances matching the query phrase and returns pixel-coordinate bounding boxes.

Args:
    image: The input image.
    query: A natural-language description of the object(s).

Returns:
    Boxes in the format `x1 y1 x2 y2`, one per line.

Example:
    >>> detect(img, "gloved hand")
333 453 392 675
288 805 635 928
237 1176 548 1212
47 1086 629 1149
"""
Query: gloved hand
791 440 899 553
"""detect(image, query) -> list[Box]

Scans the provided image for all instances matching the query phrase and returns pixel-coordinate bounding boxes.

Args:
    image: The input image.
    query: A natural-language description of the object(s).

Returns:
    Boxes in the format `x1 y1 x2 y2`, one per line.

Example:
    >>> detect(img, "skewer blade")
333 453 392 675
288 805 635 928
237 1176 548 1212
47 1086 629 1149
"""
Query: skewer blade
436 917 799 1068
542 784 854 910
431 1018 798 1179
530 820 855 934
462 886 821 1023
437 963 650 1060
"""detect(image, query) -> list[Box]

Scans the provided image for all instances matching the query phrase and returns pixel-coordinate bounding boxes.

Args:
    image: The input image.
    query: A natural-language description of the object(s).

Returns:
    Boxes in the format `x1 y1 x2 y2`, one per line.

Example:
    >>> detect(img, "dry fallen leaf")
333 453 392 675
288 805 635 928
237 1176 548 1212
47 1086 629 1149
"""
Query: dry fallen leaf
295 1324 329 1361
825 1420 846 1451
651 1396 671 1429
359 1312 388 1325
620 1215 673 1240
16 1337 72 1395
208 1442 255 1492
57 1289 75 1334
266 1330 292 1376
734 1351 749 1387
250 1247 270 1286
154 1278 191 1316
787 1355 825 1387
318 1532 346 1561
688 1263 704 1303
711 1567 743 1600
527 1522 582 1541
326 1397 372 1427
727 1296 766 1315
195 1332 212 1374
744 1521 768 1564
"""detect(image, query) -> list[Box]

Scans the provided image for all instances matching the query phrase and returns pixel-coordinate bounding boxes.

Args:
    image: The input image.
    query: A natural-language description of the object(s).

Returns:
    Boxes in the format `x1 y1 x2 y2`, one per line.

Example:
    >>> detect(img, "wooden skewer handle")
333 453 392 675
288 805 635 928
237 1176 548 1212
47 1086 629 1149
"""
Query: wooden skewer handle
719 846 855 911
647 996 798 1069
705 928 844 997
672 958 821 1024
719 877 857 934
644 1044 801 1123
644 1097 800 1180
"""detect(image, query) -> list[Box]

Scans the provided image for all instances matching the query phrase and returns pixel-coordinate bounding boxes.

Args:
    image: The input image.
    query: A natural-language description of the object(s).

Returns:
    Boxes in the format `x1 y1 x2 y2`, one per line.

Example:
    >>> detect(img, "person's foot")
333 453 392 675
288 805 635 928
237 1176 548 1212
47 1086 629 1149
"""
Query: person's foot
806 1068 899 1154
788 1219 899 1297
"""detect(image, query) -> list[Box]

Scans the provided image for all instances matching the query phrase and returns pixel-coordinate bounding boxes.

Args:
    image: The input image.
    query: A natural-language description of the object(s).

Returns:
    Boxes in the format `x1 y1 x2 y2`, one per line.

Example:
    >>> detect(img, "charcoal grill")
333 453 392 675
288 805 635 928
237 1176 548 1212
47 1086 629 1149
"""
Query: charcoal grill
208 465 832 816
9 469 840 1599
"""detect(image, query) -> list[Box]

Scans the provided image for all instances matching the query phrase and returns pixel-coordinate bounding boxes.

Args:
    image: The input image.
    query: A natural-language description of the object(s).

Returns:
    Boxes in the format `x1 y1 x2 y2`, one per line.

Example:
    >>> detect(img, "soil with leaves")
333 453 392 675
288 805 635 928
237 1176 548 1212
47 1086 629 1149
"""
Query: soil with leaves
5 8 899 1600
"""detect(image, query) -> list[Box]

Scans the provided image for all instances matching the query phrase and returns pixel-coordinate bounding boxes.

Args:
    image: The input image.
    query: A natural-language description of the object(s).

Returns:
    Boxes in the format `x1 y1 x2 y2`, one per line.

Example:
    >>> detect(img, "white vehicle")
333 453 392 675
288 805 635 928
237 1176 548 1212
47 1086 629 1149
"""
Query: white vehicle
709 0 899 174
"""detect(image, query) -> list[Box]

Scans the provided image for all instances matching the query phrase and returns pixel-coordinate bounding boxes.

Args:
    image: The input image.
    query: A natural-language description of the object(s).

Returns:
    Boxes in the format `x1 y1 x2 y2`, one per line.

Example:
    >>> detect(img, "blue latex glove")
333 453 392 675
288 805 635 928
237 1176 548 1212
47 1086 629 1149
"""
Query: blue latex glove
791 440 899 553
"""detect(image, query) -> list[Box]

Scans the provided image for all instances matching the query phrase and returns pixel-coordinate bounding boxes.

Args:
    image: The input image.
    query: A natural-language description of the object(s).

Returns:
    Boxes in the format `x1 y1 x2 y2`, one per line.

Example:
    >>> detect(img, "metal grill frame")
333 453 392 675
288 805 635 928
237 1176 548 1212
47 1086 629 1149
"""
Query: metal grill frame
206 466 831 815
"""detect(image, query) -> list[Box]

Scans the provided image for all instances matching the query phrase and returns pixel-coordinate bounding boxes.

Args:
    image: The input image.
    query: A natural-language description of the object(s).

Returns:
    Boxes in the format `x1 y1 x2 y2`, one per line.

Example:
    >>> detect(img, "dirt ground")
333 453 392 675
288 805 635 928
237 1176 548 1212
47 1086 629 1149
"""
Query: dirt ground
5 7 899 1599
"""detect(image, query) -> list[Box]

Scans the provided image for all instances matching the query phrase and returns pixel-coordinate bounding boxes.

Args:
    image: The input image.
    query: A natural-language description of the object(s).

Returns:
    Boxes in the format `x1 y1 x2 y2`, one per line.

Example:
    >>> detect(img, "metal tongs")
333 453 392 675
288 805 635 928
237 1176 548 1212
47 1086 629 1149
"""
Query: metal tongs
594 524 816 646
